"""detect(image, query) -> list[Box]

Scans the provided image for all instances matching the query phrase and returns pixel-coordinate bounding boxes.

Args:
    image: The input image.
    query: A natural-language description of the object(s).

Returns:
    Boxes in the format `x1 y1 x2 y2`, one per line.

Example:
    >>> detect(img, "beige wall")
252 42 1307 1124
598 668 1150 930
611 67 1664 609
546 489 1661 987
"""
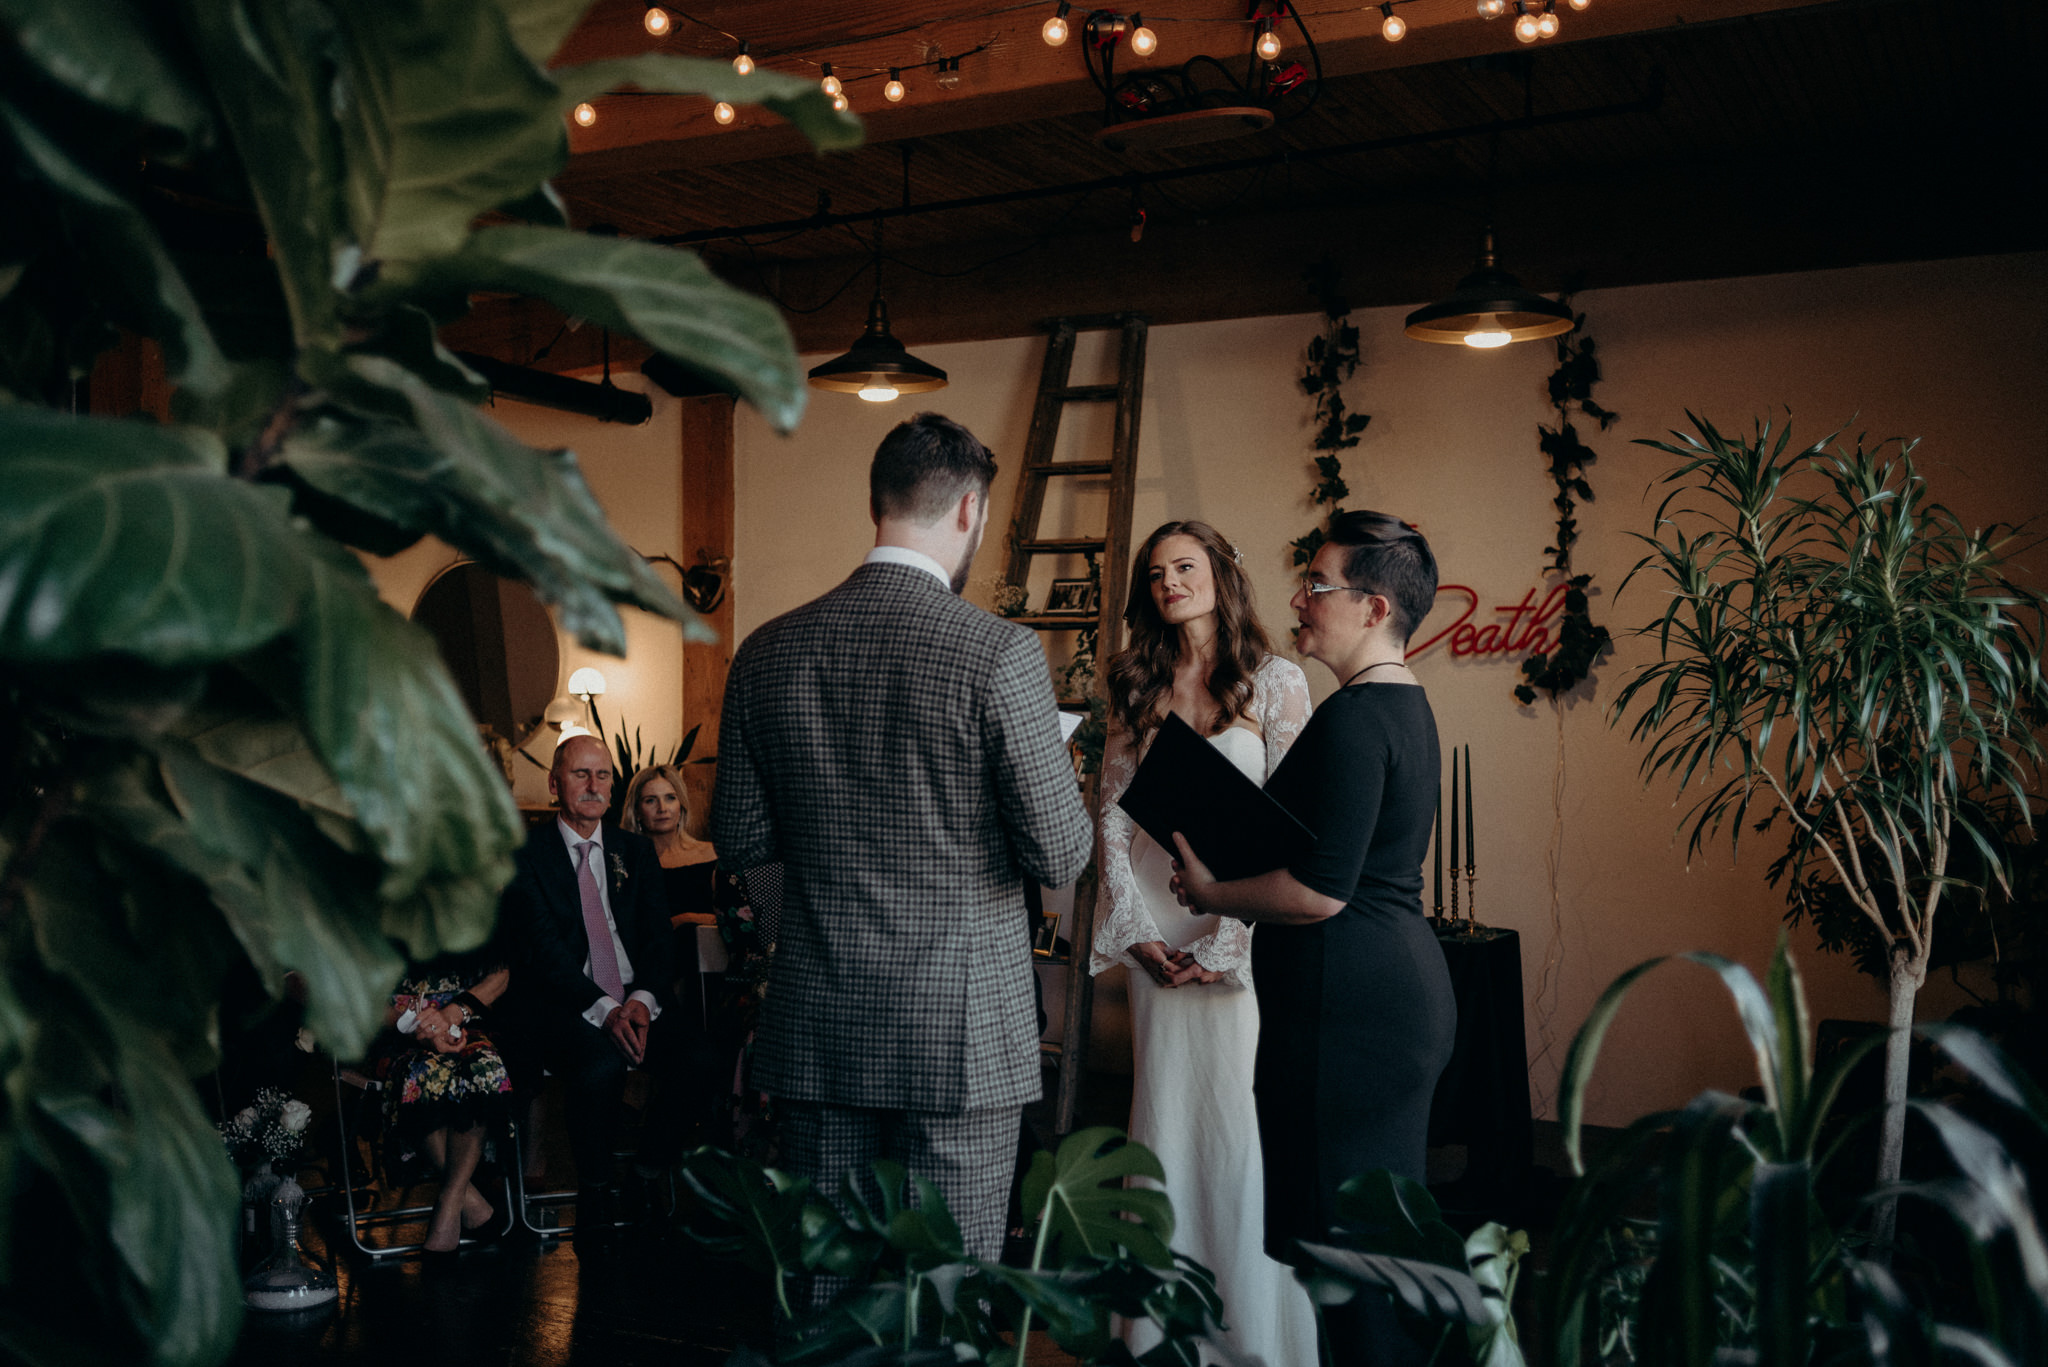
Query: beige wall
732 251 2048 1128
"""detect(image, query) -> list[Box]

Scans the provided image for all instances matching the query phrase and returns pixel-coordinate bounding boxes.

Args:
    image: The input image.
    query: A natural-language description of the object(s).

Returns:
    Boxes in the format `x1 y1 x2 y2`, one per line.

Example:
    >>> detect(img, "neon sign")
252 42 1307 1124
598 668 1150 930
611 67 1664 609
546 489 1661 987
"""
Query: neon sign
1406 584 1568 661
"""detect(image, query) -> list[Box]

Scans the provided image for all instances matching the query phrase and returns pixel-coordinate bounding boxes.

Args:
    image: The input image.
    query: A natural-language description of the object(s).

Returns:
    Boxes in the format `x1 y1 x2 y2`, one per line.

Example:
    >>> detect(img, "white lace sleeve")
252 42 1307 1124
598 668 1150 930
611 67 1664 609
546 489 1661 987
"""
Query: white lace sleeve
1180 657 1313 987
1089 724 1163 976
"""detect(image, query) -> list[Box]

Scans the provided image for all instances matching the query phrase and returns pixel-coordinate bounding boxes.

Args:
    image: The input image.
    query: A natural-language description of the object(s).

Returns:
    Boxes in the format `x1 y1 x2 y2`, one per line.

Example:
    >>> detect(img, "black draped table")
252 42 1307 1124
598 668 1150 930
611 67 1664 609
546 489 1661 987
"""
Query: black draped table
1426 924 1535 1207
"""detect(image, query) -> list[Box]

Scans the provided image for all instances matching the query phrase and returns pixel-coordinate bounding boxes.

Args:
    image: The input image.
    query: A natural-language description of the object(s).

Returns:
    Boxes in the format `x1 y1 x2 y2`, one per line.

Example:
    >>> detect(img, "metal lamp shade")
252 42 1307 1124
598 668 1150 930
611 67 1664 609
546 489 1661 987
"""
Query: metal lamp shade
1404 234 1575 346
807 298 949 395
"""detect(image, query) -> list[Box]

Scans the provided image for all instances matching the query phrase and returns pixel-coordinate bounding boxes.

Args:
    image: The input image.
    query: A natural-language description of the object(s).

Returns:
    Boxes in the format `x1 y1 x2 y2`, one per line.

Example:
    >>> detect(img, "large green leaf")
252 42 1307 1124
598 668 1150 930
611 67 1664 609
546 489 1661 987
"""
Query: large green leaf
78 745 399 1058
490 0 591 68
1294 1242 1492 1324
1021 1127 1175 1269
408 225 810 432
0 0 214 151
1331 1169 1470 1271
678 1149 815 1318
0 409 308 667
552 52 862 153
283 351 699 653
0 100 232 399
327 0 565 266
258 539 520 935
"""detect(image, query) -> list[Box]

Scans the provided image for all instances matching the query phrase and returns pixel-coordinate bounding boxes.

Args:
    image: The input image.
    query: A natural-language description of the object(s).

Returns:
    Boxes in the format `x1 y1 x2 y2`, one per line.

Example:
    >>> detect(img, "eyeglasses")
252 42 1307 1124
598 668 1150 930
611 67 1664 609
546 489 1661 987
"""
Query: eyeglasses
1299 578 1369 596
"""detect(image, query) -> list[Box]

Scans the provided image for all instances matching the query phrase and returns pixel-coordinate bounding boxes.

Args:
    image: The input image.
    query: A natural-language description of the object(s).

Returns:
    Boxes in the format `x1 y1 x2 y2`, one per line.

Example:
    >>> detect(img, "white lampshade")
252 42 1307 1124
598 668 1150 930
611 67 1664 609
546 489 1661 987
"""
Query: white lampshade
567 667 607 699
555 723 592 745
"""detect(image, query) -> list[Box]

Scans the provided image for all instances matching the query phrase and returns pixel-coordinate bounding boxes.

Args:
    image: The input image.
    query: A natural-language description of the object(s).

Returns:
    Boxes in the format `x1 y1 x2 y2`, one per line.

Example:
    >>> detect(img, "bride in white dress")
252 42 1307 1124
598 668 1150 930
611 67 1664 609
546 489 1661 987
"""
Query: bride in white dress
1093 521 1317 1366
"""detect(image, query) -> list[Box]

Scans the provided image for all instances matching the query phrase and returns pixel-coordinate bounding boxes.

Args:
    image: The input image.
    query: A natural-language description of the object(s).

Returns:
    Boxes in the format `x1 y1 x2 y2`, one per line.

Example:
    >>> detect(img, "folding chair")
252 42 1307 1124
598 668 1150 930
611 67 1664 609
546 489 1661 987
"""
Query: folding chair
329 1058 515 1257
509 1067 675 1237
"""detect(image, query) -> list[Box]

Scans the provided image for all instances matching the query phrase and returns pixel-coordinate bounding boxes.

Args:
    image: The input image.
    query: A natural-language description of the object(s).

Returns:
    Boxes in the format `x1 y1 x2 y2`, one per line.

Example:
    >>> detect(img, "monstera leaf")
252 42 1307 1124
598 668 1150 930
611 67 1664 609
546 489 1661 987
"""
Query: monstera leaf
1022 1126 1177 1269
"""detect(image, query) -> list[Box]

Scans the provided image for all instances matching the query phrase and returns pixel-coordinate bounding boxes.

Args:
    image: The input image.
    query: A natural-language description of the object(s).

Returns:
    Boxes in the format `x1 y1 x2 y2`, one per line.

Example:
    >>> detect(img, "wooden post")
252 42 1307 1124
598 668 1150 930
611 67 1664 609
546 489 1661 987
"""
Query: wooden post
678 395 736 832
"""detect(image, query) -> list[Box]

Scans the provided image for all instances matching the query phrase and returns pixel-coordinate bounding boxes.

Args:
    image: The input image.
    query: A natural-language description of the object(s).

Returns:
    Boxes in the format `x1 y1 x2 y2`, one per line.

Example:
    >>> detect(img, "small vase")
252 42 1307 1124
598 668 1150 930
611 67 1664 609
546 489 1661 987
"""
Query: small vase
240 1160 281 1266
243 1172 338 1311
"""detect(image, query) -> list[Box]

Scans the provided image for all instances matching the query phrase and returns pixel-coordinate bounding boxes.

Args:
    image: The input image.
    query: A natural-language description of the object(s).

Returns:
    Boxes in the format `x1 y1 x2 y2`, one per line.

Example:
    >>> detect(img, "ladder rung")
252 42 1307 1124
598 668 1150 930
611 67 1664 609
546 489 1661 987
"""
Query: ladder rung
1018 537 1107 555
1051 384 1119 402
1022 460 1113 478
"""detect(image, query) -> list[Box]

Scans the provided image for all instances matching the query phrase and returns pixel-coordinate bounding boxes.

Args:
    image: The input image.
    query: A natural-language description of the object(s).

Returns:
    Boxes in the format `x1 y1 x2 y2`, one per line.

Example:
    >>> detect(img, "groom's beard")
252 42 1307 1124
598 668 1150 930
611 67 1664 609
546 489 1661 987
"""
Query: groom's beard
949 510 986 595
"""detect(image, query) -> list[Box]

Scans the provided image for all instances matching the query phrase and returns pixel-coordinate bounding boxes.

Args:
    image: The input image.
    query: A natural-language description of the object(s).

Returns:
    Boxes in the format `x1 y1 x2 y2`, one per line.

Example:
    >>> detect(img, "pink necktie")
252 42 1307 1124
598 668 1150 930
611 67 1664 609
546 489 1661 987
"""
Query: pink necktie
577 841 626 1001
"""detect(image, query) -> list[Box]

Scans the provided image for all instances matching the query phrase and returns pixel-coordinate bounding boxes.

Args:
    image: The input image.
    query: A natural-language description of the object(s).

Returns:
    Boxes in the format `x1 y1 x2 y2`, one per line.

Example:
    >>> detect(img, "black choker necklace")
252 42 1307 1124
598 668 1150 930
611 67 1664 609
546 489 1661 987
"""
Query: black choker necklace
1342 661 1407 688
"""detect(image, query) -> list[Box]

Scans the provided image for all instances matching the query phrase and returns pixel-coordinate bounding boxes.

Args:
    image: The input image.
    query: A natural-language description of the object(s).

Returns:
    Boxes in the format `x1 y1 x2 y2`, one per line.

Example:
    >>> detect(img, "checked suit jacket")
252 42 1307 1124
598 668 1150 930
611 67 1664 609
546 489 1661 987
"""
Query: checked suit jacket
505 820 676 1028
712 560 1093 1114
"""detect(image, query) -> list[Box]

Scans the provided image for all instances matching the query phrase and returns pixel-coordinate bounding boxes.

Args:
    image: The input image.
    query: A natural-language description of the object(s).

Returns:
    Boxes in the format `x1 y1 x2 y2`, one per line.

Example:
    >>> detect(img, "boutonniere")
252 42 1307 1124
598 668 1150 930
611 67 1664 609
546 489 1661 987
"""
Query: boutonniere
609 852 628 883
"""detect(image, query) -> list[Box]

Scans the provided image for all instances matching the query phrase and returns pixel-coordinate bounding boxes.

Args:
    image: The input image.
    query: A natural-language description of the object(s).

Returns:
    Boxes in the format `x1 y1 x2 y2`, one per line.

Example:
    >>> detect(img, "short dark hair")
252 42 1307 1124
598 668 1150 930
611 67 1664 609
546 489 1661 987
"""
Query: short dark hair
870 413 998 523
1326 510 1437 644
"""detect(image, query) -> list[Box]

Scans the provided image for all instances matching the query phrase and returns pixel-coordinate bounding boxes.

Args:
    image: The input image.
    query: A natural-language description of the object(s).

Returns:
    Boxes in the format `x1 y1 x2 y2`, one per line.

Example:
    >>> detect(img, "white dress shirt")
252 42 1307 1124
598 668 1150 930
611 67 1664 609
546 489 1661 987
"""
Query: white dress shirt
865 544 952 590
556 820 663 1029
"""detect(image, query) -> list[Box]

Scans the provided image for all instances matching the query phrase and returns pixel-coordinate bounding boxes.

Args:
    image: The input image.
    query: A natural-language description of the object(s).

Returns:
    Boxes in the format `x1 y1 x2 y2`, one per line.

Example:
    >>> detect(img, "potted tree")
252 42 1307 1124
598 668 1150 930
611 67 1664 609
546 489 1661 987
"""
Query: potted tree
1611 415 2046 1239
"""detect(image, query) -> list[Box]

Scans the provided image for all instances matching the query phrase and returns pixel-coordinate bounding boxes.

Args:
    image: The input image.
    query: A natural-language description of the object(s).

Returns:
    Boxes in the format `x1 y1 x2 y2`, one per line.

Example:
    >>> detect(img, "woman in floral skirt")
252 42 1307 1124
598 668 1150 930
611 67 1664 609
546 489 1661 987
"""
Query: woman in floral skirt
375 945 514 1253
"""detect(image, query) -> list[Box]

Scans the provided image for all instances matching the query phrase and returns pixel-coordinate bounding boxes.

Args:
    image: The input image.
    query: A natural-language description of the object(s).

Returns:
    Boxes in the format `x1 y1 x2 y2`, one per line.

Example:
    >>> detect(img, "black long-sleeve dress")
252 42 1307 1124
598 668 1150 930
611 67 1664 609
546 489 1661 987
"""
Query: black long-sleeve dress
1253 681 1456 1365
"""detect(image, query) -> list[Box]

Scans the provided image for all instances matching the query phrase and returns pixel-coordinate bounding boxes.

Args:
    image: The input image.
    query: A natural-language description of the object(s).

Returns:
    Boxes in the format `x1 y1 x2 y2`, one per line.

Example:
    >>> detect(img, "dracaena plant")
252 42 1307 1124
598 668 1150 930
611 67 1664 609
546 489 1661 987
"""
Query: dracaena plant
1610 416 2047 1233
0 2 856 1363
1546 937 2048 1367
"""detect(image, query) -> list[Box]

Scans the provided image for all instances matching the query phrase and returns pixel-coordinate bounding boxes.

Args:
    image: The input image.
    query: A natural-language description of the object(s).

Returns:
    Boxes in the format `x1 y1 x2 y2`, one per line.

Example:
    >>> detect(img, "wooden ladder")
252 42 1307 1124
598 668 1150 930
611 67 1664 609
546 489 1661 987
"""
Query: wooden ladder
1004 313 1147 1136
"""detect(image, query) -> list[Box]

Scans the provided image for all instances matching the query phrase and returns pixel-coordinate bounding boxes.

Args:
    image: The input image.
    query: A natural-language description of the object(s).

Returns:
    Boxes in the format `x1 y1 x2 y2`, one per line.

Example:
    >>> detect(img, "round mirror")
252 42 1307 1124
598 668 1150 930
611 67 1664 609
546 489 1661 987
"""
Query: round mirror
412 563 559 748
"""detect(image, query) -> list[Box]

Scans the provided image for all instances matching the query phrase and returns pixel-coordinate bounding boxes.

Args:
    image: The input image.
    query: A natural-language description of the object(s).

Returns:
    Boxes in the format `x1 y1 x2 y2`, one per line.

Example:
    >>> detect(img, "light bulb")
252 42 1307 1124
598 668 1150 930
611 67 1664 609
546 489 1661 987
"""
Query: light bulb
713 101 735 124
820 66 840 96
1380 5 1406 41
1255 24 1282 61
733 44 754 76
1569 0 1589 8
1478 0 1506 15
1130 16 1157 57
1537 9 1559 36
1463 318 1513 348
1514 12 1540 41
831 92 848 111
884 71 905 102
572 101 596 127
935 59 960 89
1043 4 1071 47
858 383 900 403
643 5 670 36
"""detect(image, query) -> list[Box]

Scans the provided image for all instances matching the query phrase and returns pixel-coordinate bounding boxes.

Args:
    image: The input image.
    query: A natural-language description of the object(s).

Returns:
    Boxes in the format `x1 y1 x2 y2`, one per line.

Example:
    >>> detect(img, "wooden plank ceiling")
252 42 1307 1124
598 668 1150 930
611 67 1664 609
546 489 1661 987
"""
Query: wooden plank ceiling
450 0 2044 368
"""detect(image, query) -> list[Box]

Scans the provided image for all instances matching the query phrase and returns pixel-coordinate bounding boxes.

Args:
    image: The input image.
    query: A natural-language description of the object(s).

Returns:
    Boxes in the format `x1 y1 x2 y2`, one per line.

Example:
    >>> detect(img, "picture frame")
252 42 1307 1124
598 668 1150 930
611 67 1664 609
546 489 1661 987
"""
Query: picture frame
1043 578 1098 615
1032 911 1063 956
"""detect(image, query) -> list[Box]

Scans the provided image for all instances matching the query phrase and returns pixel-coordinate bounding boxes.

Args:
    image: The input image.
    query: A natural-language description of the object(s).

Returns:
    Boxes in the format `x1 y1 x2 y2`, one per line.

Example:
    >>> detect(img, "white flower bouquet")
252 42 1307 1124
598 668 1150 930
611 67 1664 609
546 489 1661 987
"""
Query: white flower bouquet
218 1087 313 1165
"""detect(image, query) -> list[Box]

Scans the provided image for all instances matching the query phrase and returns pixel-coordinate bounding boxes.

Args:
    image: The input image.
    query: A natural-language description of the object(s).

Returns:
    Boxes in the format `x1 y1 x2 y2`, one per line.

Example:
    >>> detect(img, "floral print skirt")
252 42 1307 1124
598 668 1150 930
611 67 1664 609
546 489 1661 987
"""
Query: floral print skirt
374 973 512 1174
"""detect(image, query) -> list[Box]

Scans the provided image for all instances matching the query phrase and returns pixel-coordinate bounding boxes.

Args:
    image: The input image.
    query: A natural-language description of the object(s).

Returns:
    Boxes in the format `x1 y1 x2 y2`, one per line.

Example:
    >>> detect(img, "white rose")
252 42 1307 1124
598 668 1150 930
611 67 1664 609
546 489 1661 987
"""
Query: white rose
234 1107 258 1129
279 1100 313 1133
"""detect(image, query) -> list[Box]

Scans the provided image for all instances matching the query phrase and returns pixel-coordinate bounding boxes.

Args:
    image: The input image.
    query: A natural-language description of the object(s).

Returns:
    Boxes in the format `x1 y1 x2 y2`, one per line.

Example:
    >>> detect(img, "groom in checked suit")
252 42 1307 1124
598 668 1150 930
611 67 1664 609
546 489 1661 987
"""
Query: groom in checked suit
713 412 1092 1260
506 734 699 1222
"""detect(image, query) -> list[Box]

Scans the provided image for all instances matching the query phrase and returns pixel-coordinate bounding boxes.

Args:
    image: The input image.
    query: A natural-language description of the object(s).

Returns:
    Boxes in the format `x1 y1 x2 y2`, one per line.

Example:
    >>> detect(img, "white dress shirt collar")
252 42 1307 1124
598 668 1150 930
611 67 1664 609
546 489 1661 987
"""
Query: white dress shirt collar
556 818 603 856
865 545 952 590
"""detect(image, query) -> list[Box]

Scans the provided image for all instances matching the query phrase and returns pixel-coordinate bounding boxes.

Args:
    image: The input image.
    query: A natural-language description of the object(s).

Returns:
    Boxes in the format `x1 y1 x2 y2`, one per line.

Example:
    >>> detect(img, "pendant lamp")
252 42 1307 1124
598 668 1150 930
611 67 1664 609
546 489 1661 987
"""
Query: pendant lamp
1404 229 1574 348
807 233 946 403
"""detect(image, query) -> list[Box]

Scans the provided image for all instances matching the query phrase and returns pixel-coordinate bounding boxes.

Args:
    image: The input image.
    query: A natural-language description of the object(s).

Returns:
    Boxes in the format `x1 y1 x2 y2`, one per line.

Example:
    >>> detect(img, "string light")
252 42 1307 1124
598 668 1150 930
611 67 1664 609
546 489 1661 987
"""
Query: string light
572 101 597 126
643 4 670 37
1130 14 1158 57
1478 0 1506 16
885 69 906 101
1380 3 1406 41
733 41 753 76
1569 0 1590 8
1513 4 1540 42
1255 19 1282 61
820 63 841 96
713 101 735 124
1042 2 1071 47
935 56 960 89
1537 2 1560 36
832 91 849 111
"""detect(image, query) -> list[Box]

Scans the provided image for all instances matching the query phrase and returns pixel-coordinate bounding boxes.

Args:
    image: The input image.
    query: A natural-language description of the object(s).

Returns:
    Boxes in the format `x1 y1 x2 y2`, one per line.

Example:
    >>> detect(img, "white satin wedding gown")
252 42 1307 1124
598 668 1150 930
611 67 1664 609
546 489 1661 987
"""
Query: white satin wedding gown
1094 658 1318 1367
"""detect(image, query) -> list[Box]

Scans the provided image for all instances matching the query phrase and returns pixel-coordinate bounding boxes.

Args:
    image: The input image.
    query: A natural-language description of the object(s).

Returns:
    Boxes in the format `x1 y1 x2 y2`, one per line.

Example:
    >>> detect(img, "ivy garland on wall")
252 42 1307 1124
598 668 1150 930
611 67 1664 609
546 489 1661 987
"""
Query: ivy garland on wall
1291 261 1368 569
1514 299 1617 705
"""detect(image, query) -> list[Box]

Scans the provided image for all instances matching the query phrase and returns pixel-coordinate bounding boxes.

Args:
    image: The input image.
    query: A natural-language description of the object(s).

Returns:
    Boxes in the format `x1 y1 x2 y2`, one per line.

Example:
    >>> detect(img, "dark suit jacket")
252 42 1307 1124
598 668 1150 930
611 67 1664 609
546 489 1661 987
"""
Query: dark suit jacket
504 819 675 1027
712 561 1093 1112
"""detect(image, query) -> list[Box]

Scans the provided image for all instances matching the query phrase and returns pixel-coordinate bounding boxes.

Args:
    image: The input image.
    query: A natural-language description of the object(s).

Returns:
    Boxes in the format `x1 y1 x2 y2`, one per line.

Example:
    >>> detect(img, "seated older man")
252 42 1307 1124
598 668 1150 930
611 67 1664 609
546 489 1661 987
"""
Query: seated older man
504 734 709 1224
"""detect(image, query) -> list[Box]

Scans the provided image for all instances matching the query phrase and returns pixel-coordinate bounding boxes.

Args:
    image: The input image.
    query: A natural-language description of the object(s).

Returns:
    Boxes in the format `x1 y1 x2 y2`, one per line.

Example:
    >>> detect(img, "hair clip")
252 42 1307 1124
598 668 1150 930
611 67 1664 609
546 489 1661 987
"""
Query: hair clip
1229 544 1244 565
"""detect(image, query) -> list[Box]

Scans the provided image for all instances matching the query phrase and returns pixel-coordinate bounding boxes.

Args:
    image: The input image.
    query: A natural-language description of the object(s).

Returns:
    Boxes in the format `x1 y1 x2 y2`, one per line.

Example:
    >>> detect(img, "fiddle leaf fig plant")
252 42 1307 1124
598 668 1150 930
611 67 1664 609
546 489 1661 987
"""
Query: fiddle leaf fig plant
0 2 858 1363
1612 416 2047 1240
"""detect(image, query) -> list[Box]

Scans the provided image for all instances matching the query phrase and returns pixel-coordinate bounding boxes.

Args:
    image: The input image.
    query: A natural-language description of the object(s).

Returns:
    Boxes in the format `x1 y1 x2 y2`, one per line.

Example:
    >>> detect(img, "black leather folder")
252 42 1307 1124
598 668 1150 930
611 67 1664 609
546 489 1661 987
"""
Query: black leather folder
1116 713 1316 882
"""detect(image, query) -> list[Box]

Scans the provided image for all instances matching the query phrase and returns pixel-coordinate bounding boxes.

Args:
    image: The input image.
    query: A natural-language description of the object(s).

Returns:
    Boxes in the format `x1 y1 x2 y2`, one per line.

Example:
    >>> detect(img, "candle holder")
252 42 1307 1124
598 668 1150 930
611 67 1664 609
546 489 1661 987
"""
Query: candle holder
1448 862 1461 929
1461 864 1482 934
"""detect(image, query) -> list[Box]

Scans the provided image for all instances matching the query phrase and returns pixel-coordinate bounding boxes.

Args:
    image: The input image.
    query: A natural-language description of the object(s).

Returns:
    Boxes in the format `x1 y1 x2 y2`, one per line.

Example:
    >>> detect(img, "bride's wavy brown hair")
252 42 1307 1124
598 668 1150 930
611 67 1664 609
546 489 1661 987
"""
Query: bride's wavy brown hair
1104 520 1271 741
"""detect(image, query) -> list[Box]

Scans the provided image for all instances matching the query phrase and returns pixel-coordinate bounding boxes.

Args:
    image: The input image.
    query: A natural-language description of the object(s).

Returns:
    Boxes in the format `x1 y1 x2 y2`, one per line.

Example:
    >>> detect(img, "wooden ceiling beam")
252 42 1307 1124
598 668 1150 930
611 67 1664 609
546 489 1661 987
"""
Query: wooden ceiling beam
554 0 1844 185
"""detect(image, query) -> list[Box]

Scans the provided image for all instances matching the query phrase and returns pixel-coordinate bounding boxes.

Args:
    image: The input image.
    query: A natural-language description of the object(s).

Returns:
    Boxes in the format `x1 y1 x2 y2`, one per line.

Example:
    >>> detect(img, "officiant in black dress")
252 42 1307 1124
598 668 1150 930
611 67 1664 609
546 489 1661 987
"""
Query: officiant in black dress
1170 510 1454 1367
